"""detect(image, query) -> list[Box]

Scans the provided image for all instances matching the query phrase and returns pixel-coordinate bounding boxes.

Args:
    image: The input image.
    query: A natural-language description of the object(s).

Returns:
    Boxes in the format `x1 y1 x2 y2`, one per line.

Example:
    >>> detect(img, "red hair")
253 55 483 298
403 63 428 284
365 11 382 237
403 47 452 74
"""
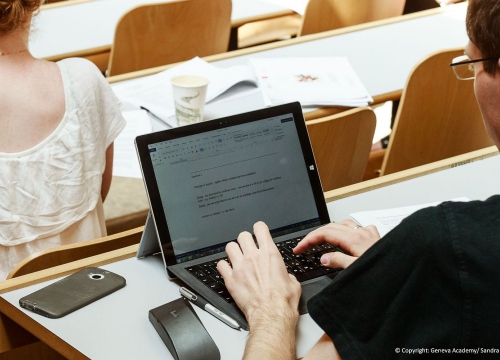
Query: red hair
0 0 43 33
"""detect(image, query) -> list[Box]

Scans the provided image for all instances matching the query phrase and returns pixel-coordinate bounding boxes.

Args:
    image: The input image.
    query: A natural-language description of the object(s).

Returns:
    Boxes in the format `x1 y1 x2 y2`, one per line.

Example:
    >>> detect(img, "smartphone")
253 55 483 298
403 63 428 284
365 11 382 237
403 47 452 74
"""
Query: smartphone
19 267 126 318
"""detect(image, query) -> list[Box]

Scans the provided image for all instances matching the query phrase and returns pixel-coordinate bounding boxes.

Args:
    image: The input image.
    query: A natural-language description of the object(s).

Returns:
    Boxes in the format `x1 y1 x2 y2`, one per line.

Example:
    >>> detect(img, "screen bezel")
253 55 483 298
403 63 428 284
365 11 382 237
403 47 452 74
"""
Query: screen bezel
135 102 330 269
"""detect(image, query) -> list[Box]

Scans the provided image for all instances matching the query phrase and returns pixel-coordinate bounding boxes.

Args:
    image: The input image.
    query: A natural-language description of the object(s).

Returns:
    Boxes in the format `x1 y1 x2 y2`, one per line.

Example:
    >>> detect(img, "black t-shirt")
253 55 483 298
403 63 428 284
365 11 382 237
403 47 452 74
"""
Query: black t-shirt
308 196 500 359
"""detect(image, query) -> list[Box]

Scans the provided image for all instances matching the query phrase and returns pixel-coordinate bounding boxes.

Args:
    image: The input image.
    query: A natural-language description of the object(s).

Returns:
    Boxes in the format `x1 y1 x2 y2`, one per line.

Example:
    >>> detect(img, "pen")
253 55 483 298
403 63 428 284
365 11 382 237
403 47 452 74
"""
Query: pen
140 106 172 128
179 287 240 330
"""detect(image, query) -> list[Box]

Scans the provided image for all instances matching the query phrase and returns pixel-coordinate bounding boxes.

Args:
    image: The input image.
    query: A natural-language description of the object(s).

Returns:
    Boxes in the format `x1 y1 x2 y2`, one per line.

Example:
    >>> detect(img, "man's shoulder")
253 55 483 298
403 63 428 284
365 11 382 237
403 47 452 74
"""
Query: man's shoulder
391 195 500 288
395 195 500 240
439 194 500 218
382 201 448 251
355 196 500 273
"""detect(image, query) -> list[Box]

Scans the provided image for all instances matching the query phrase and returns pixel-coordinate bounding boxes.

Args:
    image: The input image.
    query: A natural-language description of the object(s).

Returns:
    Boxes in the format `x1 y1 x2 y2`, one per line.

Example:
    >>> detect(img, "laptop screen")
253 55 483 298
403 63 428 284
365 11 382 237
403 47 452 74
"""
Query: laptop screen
147 112 321 263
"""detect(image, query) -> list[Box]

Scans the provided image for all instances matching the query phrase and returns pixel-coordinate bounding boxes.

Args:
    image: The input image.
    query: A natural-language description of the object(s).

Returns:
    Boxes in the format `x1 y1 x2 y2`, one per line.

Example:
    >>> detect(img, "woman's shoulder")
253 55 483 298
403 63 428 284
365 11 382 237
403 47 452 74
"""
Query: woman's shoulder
57 57 100 73
57 58 105 87
57 58 118 110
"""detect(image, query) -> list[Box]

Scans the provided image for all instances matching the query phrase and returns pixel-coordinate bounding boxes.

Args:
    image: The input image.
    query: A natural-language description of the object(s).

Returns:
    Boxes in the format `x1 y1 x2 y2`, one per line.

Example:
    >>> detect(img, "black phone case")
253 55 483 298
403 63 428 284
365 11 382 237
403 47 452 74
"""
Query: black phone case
19 267 126 318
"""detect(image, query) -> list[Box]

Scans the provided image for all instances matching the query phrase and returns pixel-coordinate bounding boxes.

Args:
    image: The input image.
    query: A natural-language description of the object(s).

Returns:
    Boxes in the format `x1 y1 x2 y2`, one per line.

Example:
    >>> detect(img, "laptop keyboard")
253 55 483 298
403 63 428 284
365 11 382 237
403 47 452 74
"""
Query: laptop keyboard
186 237 344 303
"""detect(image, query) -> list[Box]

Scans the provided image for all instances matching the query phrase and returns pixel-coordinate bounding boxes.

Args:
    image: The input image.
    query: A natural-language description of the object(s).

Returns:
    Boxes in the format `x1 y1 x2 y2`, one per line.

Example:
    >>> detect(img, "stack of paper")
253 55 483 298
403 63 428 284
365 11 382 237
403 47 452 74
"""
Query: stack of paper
249 57 373 107
112 57 258 127
112 56 373 128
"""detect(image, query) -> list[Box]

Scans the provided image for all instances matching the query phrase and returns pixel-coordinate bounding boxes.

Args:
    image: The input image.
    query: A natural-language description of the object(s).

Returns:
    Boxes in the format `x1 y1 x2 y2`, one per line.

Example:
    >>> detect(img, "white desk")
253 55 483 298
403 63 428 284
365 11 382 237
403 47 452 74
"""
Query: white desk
325 147 500 220
31 0 293 60
109 2 468 129
1 255 323 359
211 4 468 104
0 146 498 359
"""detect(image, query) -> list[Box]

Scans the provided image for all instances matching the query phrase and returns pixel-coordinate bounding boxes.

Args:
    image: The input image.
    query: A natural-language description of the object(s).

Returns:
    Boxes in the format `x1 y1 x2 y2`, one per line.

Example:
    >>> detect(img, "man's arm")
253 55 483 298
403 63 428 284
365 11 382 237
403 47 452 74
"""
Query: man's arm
242 299 299 360
217 222 301 360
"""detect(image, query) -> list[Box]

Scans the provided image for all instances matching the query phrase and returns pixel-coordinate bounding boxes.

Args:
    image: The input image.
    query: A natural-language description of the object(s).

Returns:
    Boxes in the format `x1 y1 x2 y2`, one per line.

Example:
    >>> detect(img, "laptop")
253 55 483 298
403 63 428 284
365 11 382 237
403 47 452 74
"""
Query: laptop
135 102 343 330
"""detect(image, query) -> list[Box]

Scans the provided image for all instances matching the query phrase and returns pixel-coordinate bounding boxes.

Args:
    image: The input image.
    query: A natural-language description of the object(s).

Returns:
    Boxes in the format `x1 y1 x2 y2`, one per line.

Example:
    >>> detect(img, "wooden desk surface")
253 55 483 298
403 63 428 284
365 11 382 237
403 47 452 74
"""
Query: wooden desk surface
1 146 498 359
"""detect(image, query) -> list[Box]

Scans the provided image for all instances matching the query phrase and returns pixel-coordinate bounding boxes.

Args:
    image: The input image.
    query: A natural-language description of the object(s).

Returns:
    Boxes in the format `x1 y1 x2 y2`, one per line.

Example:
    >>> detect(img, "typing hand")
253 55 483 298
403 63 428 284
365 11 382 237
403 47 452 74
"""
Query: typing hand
217 221 301 324
293 219 380 269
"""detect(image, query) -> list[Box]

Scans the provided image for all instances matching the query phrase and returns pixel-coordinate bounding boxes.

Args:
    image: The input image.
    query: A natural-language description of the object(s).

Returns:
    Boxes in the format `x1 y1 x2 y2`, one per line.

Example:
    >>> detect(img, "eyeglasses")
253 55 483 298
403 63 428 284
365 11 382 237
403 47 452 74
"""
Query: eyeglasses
450 55 498 80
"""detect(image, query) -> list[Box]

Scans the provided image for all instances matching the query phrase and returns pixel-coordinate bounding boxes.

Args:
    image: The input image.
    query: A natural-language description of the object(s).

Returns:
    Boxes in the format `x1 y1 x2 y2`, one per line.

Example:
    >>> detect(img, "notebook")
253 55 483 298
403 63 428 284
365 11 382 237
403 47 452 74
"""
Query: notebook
135 102 342 330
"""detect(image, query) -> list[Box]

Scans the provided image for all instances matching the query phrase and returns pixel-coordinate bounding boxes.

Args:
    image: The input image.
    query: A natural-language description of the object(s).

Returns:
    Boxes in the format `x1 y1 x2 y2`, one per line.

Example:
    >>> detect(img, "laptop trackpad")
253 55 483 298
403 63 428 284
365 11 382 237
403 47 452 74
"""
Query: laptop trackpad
299 277 333 314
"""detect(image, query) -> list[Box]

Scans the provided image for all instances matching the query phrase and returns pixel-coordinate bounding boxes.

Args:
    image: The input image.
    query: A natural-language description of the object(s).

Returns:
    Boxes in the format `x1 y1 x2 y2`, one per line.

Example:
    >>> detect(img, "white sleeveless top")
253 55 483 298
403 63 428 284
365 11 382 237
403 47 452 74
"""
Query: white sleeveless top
0 58 125 252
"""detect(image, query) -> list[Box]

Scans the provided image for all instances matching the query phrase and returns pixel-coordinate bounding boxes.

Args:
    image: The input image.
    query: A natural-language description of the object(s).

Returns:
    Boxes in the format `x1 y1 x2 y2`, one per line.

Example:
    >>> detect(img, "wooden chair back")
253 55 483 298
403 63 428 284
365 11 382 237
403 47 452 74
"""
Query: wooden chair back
299 0 405 36
381 48 494 175
306 107 376 191
7 228 143 279
107 0 232 76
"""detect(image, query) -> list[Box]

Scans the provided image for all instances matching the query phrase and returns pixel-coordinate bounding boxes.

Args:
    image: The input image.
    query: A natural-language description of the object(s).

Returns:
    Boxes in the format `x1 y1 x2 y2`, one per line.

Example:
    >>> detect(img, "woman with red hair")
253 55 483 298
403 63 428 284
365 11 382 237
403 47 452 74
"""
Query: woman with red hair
0 0 125 279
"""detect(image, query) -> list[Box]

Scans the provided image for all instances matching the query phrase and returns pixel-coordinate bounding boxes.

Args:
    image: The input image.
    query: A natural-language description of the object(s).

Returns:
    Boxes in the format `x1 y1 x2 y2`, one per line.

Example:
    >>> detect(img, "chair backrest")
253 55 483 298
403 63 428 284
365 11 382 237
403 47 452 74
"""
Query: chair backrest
107 0 232 76
7 228 143 279
381 48 494 175
299 0 405 36
306 107 376 192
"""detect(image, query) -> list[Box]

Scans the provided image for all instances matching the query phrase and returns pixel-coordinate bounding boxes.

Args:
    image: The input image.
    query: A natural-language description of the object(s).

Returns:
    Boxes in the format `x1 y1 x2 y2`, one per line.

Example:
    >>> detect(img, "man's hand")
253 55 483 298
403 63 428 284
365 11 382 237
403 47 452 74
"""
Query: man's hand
294 219 380 269
217 221 301 360
217 221 301 323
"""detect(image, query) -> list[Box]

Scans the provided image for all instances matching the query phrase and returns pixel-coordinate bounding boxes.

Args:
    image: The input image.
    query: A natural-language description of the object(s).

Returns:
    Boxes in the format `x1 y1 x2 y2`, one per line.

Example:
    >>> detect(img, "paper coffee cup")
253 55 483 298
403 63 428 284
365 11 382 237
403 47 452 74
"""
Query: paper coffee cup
171 75 209 126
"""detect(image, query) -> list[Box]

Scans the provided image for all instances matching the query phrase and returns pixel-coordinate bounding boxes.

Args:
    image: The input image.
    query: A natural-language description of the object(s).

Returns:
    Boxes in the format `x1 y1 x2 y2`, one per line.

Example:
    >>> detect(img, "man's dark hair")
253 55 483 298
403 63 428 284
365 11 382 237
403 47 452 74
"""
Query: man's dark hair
466 0 500 74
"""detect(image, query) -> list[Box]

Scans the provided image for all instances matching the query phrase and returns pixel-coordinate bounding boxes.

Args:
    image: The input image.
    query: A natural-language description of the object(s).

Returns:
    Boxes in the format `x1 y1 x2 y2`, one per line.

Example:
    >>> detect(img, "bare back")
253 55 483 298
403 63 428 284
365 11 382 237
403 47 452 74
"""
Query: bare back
0 57 65 153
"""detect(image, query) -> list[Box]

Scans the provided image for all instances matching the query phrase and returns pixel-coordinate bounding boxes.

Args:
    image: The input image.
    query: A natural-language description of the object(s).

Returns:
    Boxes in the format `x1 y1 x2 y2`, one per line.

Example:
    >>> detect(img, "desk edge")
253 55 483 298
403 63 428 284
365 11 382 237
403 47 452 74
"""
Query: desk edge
0 298 89 359
0 245 138 294
325 146 499 202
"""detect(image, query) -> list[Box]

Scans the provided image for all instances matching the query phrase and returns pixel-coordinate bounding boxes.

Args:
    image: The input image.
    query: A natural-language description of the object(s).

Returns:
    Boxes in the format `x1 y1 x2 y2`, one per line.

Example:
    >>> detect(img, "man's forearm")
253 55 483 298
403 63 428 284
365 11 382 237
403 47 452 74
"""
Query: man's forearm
243 304 299 360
